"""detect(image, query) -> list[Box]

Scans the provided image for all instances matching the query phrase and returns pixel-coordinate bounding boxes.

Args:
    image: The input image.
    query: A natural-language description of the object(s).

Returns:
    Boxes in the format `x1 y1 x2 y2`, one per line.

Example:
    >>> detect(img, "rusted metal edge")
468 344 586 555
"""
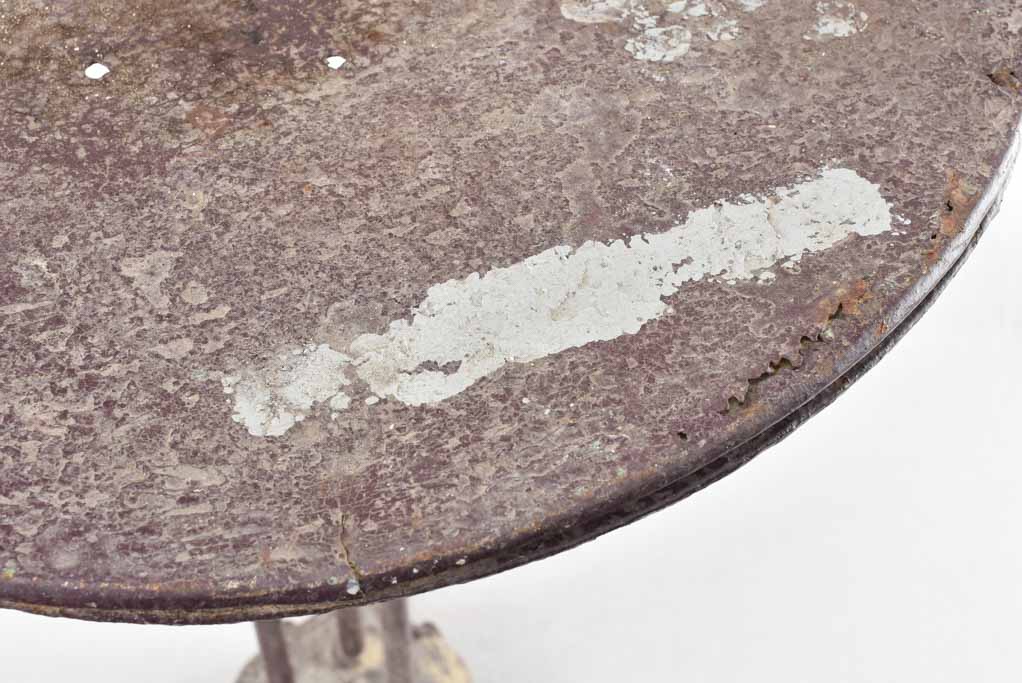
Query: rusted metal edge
1 122 1018 625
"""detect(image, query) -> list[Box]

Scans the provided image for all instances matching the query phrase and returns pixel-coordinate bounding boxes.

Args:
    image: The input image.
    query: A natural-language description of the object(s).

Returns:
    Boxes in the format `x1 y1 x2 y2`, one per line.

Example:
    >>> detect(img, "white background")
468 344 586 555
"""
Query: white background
2 173 1020 682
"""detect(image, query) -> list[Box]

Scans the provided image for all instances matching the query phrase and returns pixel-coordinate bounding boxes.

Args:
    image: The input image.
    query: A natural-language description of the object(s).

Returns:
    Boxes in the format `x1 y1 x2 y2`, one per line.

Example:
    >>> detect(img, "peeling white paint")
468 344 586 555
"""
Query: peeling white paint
626 26 692 62
329 393 352 412
807 1 868 39
223 344 352 437
705 18 740 42
686 1 710 18
737 0 767 11
224 169 893 436
560 0 631 24
559 0 765 63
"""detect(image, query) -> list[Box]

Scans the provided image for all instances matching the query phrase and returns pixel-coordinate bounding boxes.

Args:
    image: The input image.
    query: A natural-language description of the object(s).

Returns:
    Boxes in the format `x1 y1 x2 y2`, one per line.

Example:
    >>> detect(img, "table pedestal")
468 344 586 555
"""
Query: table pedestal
238 600 470 683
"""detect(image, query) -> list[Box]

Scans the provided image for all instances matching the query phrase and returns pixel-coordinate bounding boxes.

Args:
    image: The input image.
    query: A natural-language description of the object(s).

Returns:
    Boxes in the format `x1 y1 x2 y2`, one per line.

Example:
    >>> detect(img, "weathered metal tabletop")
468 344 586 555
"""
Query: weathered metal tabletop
1 0 1020 629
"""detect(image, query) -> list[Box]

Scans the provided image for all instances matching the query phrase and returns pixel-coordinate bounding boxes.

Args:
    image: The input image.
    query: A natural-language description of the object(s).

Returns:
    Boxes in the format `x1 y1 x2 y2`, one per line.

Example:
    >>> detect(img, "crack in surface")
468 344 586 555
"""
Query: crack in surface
337 511 363 583
719 293 860 416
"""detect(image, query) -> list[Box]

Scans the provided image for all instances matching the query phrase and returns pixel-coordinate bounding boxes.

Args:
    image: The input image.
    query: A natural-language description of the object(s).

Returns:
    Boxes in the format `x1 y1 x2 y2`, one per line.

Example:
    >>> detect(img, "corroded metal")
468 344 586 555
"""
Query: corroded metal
237 603 469 683
1 0 1021 625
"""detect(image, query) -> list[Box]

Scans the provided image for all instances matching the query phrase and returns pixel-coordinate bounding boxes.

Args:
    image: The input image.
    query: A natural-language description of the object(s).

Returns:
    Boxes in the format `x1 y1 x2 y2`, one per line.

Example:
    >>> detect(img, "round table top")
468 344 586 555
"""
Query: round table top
1 0 1020 624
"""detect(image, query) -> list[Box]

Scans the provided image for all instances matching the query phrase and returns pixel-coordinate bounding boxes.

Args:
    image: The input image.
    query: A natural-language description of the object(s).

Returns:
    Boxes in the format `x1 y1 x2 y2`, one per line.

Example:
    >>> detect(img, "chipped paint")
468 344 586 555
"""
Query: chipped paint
120 251 183 312
626 26 693 62
560 0 631 24
808 1 868 39
560 0 765 62
686 1 710 17
705 18 740 42
1 0 1018 626
223 344 353 437
225 169 892 436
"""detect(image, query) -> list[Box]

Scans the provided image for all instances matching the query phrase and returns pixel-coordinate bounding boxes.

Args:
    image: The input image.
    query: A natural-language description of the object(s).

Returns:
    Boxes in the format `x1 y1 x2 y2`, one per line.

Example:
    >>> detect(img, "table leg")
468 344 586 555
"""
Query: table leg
379 599 413 683
336 606 365 661
253 620 295 683
237 601 467 682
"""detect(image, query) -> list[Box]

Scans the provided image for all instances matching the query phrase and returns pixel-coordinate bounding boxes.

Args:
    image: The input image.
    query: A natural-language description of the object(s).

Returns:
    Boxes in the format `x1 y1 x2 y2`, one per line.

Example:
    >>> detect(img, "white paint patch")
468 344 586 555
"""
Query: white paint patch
626 26 692 62
223 344 352 437
705 18 740 42
329 393 352 412
224 169 893 436
685 1 710 18
560 0 631 24
84 63 110 80
807 1 868 39
325 55 347 70
559 1 767 63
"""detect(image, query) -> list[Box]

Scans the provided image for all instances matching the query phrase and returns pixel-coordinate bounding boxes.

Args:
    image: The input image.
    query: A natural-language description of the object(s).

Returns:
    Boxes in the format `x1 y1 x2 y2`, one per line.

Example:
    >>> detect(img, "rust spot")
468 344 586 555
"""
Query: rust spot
939 170 978 238
835 279 871 317
989 66 1022 92
184 103 234 140
723 279 874 417
814 278 872 324
927 169 979 265
721 356 797 415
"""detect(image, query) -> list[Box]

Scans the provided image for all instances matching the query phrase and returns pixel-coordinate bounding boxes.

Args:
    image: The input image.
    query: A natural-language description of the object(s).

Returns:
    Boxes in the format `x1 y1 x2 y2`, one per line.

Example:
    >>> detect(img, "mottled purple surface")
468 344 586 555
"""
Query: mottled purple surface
1 0 1020 623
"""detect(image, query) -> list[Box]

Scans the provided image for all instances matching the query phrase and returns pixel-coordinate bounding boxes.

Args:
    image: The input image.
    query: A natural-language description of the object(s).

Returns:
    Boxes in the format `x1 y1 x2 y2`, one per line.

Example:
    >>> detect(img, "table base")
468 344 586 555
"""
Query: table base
237 600 471 683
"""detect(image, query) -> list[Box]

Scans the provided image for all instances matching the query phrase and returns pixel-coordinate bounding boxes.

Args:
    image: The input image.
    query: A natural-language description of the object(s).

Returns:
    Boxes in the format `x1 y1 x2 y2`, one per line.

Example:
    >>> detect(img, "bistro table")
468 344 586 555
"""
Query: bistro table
2 1 1020 680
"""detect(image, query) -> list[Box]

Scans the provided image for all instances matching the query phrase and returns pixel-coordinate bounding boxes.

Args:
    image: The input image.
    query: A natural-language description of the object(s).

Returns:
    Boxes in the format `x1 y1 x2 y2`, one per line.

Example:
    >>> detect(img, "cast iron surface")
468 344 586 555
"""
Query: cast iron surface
1 0 1021 623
